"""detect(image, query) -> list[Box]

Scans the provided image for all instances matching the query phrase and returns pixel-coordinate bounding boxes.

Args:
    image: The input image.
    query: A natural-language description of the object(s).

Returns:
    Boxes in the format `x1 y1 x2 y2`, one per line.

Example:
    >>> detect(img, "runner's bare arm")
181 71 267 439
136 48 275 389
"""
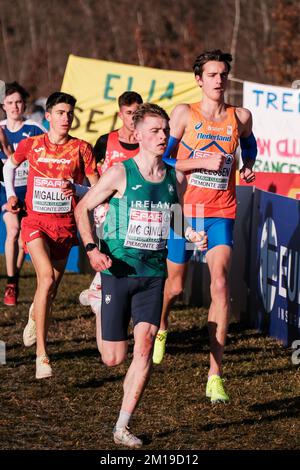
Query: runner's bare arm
163 104 225 173
74 164 125 272
86 173 99 186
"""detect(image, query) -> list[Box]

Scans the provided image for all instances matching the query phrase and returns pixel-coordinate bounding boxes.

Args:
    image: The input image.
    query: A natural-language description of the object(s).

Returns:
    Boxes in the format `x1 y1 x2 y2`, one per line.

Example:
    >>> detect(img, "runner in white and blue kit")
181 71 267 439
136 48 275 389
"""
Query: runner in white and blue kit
0 82 46 305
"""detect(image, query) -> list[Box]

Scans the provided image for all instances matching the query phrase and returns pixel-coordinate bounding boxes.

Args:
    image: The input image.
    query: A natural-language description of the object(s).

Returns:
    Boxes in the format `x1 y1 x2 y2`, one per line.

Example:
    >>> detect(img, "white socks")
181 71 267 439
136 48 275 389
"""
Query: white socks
116 410 132 430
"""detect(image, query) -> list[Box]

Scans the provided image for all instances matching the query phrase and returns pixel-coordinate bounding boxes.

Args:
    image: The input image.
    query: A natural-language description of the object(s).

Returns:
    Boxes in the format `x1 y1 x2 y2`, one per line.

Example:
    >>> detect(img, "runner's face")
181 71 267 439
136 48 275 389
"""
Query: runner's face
196 61 229 101
46 103 74 136
135 115 169 156
3 92 25 121
119 103 140 132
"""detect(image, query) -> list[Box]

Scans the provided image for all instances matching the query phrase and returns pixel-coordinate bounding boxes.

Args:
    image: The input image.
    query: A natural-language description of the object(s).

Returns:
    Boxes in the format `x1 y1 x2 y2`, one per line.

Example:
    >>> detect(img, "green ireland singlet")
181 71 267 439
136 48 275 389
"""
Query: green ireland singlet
101 158 178 277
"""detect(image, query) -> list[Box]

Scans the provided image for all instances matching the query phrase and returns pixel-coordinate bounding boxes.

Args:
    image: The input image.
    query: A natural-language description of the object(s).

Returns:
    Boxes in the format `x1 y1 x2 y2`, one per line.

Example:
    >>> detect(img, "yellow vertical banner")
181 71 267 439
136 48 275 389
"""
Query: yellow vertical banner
61 55 201 145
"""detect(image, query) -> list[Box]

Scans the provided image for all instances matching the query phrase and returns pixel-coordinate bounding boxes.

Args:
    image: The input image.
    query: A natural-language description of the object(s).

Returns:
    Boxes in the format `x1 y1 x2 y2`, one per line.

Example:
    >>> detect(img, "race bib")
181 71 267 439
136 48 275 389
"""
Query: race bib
124 208 171 250
189 150 234 190
32 177 72 213
14 160 29 187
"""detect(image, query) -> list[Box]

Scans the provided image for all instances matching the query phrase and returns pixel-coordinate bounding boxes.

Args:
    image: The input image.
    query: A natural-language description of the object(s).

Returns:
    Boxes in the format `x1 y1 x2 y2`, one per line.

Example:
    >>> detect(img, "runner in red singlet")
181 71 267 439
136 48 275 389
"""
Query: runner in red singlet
4 92 99 379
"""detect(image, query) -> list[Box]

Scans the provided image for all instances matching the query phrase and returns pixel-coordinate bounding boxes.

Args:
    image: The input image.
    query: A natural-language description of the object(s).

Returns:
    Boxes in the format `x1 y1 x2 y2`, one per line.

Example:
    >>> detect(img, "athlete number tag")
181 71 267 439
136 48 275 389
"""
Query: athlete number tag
190 150 234 190
32 177 72 213
124 208 171 250
14 160 29 187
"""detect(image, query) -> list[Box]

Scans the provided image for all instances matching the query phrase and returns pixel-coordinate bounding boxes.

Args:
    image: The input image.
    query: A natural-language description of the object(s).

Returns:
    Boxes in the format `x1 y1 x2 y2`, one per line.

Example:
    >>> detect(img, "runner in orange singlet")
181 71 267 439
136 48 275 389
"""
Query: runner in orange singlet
3 92 99 379
153 50 256 403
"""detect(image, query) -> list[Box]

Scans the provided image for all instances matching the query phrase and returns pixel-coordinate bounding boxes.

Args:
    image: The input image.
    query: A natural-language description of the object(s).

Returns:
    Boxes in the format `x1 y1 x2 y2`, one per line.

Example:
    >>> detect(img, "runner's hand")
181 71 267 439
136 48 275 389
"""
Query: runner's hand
6 196 21 214
61 178 75 198
185 228 208 251
87 248 112 272
197 154 224 171
240 164 255 183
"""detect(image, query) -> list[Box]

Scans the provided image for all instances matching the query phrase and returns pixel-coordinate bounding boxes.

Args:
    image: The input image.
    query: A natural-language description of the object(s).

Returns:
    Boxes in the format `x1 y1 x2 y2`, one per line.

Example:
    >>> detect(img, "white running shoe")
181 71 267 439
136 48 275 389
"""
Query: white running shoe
113 426 143 449
23 303 36 347
36 354 52 379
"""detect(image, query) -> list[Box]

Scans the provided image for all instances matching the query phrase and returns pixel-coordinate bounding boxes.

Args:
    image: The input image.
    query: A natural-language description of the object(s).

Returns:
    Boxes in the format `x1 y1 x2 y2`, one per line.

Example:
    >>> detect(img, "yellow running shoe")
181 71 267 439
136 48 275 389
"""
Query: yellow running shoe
152 330 168 364
206 375 230 403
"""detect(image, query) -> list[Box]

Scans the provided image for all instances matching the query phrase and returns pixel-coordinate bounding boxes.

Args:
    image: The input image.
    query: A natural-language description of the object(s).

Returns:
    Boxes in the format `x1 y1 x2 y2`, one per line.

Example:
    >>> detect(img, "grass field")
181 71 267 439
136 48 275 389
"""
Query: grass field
0 258 299 450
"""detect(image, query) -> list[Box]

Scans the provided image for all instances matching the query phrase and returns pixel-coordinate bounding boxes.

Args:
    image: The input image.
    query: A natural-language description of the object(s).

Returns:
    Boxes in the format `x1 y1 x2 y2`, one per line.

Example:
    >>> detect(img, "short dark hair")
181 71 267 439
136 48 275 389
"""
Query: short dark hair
46 92 76 111
193 50 232 76
5 81 30 101
118 91 143 108
133 103 169 128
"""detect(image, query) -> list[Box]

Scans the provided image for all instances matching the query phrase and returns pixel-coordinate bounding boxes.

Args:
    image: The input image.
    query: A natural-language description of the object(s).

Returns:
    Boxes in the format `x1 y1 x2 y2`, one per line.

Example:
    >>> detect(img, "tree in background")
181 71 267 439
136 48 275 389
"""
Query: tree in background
0 0 298 101
265 0 300 85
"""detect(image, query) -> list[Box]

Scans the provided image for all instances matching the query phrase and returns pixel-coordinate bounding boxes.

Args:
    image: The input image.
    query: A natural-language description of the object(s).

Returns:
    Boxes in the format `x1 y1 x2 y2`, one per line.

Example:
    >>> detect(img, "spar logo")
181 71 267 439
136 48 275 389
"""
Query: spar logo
259 216 300 314
259 217 278 313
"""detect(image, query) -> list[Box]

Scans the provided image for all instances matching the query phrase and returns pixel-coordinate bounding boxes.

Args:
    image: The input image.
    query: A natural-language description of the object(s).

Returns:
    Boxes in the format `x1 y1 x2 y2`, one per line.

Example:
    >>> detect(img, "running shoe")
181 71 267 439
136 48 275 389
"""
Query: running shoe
113 426 143 449
206 375 230 403
23 303 36 347
152 329 168 364
3 283 17 306
36 354 52 379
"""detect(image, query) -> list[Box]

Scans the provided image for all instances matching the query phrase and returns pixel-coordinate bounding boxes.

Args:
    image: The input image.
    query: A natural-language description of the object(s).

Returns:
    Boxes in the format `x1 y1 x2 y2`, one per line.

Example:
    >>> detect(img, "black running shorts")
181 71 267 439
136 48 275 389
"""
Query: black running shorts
101 274 165 341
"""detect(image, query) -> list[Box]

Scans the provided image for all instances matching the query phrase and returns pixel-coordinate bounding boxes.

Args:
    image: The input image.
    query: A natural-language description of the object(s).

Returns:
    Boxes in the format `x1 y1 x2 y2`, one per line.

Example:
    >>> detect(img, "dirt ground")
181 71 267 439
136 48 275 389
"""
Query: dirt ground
0 258 299 450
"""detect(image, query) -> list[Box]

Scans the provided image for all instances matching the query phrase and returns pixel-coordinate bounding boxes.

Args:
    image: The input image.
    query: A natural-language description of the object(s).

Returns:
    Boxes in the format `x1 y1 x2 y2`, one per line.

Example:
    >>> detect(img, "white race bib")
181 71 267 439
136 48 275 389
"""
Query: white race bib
14 160 29 187
124 208 171 250
32 177 72 213
189 150 234 191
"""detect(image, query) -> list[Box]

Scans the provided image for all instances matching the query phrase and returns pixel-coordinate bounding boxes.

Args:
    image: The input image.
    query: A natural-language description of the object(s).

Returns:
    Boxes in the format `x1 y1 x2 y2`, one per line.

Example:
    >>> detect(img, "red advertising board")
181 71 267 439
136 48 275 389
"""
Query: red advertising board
238 172 300 199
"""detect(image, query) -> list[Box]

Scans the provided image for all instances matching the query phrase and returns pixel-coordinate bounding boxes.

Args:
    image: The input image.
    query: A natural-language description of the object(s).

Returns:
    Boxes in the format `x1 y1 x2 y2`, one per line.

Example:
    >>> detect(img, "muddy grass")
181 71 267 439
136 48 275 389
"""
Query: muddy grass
0 258 299 450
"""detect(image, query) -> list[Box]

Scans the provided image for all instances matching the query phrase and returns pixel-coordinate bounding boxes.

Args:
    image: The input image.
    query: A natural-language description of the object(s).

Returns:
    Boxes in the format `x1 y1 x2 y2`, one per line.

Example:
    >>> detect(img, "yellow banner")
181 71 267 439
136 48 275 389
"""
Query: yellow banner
61 55 201 145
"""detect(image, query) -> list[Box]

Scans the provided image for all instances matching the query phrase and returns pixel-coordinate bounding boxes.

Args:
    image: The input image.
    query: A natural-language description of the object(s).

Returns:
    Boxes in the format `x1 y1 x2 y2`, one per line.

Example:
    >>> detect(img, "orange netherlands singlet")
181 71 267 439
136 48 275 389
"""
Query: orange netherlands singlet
177 103 239 219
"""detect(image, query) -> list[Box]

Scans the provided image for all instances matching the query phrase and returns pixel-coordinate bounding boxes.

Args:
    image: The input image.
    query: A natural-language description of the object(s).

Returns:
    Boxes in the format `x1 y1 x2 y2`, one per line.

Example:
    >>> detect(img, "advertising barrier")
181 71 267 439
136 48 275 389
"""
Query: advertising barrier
243 81 300 174
249 190 300 346
239 171 300 199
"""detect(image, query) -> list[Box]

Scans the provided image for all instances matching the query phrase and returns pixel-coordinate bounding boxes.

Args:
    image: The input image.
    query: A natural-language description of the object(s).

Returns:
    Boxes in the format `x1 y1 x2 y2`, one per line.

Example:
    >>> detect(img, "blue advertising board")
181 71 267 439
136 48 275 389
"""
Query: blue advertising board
250 190 300 346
